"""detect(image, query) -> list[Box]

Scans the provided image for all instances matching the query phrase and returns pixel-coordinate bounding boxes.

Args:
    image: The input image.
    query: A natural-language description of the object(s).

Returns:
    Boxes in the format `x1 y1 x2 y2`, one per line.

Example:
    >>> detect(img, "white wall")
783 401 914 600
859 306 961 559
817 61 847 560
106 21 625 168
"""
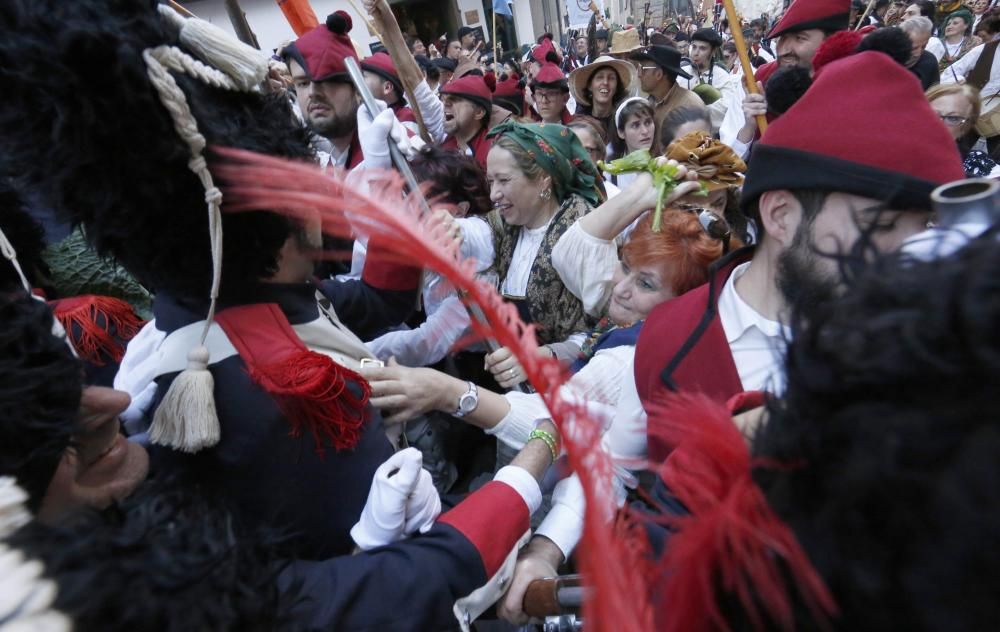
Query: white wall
183 0 385 55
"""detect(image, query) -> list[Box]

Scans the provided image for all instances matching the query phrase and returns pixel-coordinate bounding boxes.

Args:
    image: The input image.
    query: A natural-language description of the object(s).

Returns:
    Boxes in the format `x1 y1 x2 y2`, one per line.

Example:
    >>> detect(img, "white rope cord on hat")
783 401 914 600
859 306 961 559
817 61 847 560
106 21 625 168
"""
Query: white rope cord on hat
143 45 230 344
0 227 33 294
0 477 71 632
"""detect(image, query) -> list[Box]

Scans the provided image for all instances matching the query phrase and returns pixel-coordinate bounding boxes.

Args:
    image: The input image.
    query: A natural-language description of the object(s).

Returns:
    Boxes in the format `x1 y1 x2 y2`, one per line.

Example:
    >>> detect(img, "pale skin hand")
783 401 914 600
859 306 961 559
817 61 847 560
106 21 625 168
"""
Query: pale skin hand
485 345 556 389
361 357 513 427
737 81 767 144
578 160 699 241
497 535 565 625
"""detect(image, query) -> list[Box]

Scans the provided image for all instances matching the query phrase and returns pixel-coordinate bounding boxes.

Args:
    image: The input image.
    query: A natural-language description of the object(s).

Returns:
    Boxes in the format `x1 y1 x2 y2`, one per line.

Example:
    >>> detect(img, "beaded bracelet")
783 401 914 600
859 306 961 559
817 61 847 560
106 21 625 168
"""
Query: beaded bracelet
527 429 559 462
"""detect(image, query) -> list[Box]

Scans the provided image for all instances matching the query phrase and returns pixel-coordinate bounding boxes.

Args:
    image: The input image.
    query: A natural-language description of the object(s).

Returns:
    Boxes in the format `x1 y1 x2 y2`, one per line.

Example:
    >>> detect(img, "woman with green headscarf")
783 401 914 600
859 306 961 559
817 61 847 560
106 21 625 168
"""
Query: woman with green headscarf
940 7 976 75
475 120 606 388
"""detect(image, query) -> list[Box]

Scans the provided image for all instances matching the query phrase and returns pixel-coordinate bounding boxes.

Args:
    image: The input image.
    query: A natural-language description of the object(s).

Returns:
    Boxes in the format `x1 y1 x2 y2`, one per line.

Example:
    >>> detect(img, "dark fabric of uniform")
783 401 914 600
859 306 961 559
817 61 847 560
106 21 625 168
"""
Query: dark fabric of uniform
909 50 940 91
280 522 487 631
147 278 414 560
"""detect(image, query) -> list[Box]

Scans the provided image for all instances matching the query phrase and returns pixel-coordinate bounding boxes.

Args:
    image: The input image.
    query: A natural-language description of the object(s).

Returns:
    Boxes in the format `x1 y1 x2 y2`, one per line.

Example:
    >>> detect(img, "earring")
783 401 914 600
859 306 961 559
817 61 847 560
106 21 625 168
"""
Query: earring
539 189 552 200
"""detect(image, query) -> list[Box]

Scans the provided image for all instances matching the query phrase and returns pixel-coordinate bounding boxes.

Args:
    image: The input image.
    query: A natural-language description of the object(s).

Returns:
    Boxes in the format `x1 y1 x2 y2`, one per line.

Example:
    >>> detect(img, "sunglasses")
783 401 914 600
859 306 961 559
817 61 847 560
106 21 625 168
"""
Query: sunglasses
676 203 732 253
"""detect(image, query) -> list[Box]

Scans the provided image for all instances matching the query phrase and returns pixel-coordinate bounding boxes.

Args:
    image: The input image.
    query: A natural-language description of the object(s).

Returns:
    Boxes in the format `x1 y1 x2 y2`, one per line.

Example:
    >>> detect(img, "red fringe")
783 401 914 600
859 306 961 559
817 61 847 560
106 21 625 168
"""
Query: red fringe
248 350 370 454
208 147 680 632
647 394 838 632
50 295 144 366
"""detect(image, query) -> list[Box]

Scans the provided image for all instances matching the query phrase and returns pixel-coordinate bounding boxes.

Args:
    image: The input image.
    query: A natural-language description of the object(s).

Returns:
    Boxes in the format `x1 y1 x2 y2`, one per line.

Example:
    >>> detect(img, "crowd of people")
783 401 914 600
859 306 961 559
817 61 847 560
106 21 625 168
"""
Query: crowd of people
0 0 998 629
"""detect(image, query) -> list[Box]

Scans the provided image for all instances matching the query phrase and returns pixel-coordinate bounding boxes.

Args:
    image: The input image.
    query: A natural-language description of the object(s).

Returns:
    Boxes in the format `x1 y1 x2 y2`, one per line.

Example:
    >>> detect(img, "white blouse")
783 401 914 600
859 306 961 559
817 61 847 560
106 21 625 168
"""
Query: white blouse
366 216 494 367
500 218 553 297
486 344 648 557
551 221 621 318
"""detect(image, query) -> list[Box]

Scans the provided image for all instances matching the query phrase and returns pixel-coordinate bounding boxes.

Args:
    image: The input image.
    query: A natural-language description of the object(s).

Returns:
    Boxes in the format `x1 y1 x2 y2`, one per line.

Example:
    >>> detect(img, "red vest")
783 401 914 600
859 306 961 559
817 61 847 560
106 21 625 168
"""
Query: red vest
346 131 364 170
390 101 418 126
441 125 492 170
633 249 754 463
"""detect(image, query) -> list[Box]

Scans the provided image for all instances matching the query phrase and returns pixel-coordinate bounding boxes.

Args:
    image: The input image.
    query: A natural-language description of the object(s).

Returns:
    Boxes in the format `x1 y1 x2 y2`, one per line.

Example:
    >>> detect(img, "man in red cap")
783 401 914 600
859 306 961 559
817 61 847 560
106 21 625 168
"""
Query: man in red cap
360 51 419 134
632 48 966 465
529 62 573 124
440 75 494 169
721 0 852 155
284 12 412 170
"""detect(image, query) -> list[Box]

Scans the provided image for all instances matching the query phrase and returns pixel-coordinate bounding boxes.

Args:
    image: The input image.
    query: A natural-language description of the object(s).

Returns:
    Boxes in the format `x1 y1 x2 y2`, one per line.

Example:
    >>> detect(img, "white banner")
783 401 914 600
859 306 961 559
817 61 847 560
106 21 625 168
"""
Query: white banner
567 0 606 29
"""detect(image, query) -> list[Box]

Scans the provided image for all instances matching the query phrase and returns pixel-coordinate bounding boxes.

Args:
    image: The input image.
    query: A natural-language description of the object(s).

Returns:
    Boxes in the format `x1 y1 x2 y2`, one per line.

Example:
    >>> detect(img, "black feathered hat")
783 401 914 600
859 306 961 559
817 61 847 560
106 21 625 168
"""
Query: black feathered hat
0 0 315 453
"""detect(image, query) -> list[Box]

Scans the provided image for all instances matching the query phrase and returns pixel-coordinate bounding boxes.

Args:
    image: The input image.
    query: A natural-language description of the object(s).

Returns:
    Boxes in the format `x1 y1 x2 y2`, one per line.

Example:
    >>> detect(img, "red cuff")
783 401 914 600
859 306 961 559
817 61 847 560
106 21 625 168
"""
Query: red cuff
438 480 529 577
362 238 423 291
726 390 766 416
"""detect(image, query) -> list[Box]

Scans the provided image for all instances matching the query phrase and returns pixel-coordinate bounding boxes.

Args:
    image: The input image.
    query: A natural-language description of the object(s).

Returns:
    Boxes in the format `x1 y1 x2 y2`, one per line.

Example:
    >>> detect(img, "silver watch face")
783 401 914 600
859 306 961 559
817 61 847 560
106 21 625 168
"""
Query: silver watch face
458 392 478 413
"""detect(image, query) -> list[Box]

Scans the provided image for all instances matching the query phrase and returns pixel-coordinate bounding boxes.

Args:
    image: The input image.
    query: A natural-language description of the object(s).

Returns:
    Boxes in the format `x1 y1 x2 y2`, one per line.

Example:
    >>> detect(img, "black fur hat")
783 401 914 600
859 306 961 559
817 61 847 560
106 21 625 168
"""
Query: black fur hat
8 478 299 631
750 236 1000 630
0 294 80 509
0 0 314 300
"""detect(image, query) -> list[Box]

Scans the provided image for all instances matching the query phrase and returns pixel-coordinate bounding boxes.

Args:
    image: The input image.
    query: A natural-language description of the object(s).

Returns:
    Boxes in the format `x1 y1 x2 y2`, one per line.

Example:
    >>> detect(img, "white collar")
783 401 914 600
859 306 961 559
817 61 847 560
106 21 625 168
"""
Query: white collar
717 261 787 343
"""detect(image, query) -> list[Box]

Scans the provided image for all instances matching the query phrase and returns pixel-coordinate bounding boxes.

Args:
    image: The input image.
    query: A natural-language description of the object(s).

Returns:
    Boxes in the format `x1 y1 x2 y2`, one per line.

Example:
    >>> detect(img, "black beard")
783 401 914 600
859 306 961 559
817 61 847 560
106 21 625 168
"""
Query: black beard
776 226 838 312
308 109 357 140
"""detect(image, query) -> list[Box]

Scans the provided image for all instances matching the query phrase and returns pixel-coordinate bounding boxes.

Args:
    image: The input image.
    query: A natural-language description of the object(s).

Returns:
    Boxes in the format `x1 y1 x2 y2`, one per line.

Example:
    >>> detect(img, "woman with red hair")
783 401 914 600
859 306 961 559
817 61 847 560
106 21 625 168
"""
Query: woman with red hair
362 205 728 605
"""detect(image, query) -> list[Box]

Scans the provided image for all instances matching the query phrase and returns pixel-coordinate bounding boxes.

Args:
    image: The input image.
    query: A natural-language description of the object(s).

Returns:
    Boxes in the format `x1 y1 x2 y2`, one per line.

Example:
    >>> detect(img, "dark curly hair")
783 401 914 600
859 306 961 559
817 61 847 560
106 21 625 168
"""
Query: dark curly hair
0 181 49 293
745 236 1000 630
0 0 314 299
9 478 301 631
409 146 491 216
0 294 81 509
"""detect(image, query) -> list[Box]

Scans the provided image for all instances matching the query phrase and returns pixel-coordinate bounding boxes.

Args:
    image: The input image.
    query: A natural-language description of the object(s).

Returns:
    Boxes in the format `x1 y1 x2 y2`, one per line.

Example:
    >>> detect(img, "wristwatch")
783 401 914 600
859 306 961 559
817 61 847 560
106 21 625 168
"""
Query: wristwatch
453 381 479 417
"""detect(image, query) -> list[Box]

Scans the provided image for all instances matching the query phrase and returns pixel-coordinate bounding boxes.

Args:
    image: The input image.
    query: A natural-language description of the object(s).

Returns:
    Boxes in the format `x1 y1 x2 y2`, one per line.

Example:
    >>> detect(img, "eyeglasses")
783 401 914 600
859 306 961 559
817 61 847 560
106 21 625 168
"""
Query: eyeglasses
938 114 969 126
534 90 565 102
639 65 660 72
676 203 732 253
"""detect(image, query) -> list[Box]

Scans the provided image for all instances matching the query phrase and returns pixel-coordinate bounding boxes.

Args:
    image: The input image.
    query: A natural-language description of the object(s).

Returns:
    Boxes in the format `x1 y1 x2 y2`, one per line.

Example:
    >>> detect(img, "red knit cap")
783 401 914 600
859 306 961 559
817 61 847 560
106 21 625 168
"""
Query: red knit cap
493 76 523 99
285 11 357 82
360 51 401 89
531 62 568 90
440 75 493 111
531 38 559 64
742 51 964 211
769 0 851 39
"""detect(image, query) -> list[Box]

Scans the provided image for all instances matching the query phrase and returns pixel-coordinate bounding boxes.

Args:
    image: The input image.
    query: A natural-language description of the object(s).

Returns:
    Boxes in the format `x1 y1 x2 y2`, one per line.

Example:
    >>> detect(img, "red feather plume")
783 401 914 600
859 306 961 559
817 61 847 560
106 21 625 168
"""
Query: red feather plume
644 392 838 632
213 147 653 631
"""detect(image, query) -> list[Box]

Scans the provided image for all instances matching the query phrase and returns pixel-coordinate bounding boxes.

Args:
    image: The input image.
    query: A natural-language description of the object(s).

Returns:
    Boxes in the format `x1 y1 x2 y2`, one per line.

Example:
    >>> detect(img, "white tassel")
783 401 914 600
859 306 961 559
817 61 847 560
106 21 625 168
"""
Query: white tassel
0 477 31 539
0 545 71 632
157 4 267 92
149 346 221 452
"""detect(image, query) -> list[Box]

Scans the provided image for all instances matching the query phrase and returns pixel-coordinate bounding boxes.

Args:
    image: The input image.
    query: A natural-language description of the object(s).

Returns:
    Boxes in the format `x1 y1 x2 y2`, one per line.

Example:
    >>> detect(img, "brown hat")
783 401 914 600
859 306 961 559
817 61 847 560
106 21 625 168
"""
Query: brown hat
568 55 638 107
665 131 746 191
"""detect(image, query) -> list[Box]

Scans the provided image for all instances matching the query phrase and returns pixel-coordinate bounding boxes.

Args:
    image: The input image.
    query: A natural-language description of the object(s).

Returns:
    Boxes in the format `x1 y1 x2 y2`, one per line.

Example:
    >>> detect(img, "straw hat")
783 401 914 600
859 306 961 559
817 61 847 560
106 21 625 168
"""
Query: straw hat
608 28 641 57
568 55 638 107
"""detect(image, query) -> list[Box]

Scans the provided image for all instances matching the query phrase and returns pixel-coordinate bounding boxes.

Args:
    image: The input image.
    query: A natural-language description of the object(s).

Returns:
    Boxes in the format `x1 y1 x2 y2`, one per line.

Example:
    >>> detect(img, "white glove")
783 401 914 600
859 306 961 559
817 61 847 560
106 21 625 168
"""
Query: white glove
404 462 441 535
356 100 411 169
350 448 439 549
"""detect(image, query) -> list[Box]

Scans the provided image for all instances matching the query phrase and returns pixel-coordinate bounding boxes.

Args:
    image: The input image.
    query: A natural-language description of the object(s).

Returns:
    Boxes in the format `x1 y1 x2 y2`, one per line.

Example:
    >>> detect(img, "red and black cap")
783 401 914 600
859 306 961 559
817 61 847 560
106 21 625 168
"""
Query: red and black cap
530 62 569 91
742 51 964 212
769 0 851 40
440 74 493 111
284 11 357 82
493 75 524 115
360 51 403 94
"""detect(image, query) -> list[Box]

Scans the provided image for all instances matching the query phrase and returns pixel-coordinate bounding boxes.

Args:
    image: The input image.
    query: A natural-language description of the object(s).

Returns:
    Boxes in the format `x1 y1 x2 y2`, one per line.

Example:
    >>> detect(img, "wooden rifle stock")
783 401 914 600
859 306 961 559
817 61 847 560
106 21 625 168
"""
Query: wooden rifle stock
523 574 584 618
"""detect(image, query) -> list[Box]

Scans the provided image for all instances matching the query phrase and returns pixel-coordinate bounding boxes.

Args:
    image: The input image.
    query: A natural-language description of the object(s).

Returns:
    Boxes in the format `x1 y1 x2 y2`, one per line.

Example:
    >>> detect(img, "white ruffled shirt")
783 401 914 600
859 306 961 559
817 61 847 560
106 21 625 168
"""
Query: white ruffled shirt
486 344 647 558
718 261 789 393
366 217 495 367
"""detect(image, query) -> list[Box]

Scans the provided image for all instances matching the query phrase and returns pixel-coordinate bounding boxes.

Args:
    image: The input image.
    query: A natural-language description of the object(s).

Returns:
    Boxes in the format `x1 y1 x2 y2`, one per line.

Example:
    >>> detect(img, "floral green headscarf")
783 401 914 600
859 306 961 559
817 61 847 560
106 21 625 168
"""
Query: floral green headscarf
487 121 606 207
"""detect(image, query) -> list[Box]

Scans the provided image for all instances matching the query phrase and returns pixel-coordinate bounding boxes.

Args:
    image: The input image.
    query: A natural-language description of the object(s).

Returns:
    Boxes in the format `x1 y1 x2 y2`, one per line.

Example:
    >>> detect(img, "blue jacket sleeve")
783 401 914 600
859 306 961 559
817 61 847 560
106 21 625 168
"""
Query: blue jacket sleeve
279 522 486 631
